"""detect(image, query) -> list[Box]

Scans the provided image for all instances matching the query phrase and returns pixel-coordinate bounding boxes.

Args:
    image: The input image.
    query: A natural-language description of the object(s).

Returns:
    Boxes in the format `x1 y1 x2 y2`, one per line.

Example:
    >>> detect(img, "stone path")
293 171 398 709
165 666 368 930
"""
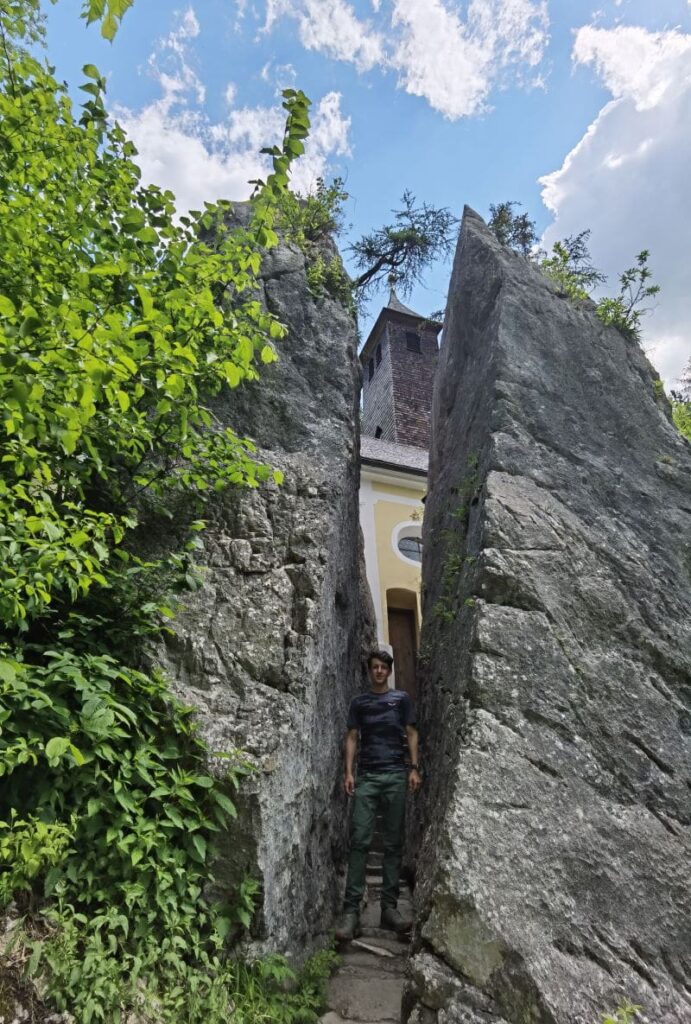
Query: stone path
320 860 411 1024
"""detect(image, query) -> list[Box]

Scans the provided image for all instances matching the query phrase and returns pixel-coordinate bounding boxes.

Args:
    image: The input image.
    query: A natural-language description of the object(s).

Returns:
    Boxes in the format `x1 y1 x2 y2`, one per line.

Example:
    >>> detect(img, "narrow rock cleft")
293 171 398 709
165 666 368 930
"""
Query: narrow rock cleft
407 208 691 1023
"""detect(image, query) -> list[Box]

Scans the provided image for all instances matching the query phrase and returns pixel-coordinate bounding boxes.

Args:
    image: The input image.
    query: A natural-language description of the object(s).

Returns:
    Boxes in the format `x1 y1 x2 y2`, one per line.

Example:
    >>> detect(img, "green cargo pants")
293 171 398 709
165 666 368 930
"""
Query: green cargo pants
343 771 407 912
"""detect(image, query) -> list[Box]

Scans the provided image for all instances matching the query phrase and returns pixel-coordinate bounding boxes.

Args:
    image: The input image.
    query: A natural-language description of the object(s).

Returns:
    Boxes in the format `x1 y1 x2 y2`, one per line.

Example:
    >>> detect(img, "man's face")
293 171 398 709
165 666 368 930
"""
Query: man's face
369 658 392 686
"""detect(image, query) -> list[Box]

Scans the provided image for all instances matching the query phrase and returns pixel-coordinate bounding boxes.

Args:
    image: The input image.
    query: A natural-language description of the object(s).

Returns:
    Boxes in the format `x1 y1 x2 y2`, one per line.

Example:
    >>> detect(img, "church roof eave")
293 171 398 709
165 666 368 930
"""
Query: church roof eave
361 435 429 476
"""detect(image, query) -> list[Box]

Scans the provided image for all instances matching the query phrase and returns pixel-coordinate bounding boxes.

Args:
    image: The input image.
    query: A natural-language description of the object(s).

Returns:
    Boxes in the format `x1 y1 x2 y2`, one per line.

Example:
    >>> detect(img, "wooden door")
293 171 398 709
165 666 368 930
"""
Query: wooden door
387 607 417 700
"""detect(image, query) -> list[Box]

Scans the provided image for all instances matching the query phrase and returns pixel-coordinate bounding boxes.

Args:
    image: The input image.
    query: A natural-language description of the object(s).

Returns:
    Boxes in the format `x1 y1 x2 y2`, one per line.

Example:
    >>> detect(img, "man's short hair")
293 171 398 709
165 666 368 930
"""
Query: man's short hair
367 649 393 669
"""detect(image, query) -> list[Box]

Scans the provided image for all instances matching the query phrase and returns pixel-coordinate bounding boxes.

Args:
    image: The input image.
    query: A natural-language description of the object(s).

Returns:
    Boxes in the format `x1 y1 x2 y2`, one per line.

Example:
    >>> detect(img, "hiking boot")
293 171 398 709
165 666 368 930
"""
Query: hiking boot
380 906 412 935
334 911 360 942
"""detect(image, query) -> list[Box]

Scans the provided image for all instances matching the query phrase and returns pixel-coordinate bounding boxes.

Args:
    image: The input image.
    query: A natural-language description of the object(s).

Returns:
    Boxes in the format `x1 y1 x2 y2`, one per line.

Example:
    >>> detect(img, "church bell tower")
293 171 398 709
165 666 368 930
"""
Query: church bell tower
360 286 442 450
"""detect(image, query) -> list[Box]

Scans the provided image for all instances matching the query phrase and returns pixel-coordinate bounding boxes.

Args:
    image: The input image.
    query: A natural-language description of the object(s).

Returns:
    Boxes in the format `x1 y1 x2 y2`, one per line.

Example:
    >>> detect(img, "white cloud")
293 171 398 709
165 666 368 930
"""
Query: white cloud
259 60 297 87
540 25 691 387
390 0 549 118
391 0 490 118
116 10 351 214
298 0 384 71
151 5 205 105
573 24 691 109
258 0 549 118
263 0 384 71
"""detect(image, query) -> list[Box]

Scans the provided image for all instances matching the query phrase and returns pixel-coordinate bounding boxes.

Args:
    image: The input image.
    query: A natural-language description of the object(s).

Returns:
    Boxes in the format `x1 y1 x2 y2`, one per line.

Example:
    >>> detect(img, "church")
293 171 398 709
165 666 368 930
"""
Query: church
358 288 441 699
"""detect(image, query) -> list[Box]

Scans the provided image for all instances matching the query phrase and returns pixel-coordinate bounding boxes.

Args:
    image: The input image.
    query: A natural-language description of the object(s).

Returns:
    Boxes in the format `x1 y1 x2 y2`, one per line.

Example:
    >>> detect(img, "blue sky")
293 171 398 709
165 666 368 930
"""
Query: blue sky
45 0 691 385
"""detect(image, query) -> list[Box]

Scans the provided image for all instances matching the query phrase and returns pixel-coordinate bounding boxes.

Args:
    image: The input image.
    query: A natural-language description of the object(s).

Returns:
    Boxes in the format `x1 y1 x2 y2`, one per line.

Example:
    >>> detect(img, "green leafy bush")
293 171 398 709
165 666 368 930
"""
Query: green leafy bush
595 251 660 340
277 178 354 313
672 401 691 441
277 176 348 246
488 200 538 255
0 3 326 1021
541 241 659 342
489 200 661 345
229 950 339 1024
305 252 354 308
541 231 606 302
601 1000 641 1024
0 813 75 906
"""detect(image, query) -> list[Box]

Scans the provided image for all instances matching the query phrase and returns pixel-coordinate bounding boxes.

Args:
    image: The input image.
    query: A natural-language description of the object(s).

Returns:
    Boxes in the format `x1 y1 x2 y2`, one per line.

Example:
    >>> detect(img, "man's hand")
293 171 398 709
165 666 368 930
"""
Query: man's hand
344 728 358 795
405 726 420 794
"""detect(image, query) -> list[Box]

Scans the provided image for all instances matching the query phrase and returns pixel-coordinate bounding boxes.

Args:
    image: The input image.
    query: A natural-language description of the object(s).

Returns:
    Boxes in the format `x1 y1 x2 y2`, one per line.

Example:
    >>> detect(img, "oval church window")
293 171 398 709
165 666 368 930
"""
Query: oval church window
398 535 423 562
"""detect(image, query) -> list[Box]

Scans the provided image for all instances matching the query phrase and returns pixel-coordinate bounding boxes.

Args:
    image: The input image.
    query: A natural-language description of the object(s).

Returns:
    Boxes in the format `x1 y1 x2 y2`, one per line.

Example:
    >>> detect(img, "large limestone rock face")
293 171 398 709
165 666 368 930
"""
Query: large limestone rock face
158 229 371 954
408 209 691 1024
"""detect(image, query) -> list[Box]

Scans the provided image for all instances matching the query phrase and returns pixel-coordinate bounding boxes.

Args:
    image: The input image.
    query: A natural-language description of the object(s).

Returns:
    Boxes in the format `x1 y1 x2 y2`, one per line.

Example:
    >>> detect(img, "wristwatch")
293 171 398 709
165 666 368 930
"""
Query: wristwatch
409 764 419 771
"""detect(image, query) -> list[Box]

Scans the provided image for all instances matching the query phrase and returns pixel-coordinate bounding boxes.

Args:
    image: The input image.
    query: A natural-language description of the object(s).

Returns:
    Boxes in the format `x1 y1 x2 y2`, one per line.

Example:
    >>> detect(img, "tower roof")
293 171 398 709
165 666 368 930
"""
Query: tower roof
384 285 421 319
360 286 442 364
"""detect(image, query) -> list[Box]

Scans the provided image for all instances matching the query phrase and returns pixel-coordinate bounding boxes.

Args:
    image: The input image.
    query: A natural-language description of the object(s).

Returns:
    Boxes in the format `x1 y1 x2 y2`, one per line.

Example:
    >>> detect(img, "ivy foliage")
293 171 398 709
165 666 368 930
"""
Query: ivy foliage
0 3 326 1021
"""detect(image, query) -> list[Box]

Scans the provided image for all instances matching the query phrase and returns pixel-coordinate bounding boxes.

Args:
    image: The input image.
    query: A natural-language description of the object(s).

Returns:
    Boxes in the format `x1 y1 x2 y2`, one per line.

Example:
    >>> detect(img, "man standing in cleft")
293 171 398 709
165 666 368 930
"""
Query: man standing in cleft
335 649 421 941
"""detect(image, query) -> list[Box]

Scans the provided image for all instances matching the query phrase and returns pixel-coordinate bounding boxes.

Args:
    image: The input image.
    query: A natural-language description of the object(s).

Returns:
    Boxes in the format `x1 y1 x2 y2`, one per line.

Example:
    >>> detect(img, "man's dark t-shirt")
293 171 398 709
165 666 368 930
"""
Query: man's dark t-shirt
347 689 416 773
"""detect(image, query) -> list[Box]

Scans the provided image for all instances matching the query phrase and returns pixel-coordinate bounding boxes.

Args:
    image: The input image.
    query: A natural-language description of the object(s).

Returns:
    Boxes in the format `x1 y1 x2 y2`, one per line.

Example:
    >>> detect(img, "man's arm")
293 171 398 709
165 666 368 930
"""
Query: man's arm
344 728 358 795
406 725 421 793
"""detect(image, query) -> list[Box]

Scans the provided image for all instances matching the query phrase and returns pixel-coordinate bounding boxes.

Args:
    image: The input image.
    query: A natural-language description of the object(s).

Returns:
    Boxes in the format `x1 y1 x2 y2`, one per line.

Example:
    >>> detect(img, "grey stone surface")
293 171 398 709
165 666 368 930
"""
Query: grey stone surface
327 971 403 1022
409 209 691 1023
319 1015 394 1024
343 950 406 974
403 951 510 1024
157 220 374 954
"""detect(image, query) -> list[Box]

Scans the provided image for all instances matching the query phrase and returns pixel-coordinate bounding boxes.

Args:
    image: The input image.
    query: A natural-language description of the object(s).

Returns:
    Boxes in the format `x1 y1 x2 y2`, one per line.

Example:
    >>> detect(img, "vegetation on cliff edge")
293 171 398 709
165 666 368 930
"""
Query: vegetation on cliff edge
488 201 661 344
0 2 333 1021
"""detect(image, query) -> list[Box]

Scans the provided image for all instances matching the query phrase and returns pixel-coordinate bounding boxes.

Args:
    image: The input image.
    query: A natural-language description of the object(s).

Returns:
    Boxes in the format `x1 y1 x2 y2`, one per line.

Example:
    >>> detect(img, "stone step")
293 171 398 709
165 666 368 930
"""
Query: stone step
328 880 411 1024
320 1015 398 1024
325 972 403 1023
340 950 406 975
350 938 398 960
357 928 410 952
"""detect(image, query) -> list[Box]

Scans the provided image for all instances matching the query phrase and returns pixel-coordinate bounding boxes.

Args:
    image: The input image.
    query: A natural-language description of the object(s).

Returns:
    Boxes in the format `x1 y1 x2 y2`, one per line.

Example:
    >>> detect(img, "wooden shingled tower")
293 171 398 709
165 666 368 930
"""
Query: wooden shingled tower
360 286 442 450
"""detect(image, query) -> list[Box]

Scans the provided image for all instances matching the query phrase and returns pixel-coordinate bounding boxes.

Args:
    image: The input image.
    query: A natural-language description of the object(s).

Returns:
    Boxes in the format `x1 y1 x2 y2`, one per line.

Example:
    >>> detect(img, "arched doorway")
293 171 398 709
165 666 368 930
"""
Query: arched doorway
386 587 418 700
